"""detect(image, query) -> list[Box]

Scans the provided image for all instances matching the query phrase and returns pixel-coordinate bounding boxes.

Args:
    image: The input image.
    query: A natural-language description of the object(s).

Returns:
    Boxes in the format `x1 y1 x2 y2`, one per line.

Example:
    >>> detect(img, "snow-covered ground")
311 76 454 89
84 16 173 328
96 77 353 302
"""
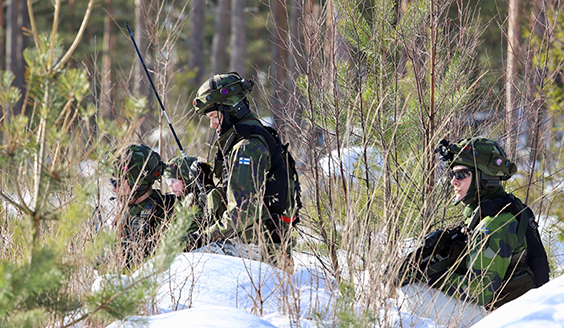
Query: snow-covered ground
101 246 564 328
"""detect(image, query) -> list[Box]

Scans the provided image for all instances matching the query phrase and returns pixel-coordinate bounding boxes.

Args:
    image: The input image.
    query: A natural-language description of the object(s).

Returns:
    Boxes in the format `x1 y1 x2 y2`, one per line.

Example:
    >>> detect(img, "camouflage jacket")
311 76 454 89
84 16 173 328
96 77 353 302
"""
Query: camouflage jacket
203 115 272 243
440 188 527 306
121 189 176 265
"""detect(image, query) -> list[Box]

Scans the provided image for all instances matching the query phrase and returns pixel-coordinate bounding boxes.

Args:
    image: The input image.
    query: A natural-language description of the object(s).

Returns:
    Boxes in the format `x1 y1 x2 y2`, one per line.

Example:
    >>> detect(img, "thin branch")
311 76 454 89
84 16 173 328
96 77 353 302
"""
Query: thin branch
53 0 95 72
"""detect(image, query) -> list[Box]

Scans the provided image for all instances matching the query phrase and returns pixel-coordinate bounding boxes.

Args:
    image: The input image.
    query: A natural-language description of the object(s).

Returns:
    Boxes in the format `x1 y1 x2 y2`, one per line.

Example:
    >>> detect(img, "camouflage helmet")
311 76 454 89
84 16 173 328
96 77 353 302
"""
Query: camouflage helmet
164 155 197 181
436 137 517 180
192 72 254 115
112 144 163 188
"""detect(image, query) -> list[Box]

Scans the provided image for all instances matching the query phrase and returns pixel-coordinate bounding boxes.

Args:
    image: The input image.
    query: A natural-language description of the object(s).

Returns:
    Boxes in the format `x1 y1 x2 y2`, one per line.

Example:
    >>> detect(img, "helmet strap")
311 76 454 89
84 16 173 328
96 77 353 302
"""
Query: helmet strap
479 171 501 190
455 189 477 206
228 100 250 120
216 101 250 135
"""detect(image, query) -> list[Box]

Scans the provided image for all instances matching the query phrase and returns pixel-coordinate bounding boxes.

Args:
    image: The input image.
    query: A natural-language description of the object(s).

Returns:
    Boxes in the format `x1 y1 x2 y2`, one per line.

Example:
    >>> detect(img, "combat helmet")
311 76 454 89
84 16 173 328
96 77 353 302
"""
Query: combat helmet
164 155 197 181
111 144 163 196
192 72 254 116
436 137 517 191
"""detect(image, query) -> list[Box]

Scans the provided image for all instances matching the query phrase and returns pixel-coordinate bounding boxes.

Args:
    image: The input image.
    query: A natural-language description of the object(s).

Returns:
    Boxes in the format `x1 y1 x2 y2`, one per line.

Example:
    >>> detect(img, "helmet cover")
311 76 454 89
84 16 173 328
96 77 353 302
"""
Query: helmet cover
437 137 517 180
193 72 254 115
164 155 197 181
112 144 163 188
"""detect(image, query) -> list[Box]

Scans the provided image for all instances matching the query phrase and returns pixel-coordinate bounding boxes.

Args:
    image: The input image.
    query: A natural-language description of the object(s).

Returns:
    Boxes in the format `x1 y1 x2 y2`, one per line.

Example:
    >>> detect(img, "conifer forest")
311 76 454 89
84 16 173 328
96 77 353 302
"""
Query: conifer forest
1 0 564 327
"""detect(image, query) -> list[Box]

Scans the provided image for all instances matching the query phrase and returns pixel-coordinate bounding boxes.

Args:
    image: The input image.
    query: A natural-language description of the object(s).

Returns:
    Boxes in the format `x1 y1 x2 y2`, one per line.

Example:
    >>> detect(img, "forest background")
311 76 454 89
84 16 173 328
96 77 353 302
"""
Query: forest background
1 0 564 327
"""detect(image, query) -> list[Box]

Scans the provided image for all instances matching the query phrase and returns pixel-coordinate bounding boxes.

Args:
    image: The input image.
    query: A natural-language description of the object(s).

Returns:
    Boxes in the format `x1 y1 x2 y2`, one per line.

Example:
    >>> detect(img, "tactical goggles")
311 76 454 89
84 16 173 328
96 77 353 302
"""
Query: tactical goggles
448 168 472 180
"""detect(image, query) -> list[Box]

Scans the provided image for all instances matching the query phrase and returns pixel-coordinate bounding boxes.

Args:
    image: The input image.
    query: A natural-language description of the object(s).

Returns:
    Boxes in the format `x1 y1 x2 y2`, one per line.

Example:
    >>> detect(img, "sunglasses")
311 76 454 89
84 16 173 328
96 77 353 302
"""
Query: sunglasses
448 168 472 180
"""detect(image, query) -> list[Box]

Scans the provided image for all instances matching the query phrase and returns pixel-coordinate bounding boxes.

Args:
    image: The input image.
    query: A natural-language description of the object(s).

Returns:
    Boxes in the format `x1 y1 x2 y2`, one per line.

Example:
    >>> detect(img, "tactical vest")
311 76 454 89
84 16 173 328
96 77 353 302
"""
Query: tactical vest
213 120 302 226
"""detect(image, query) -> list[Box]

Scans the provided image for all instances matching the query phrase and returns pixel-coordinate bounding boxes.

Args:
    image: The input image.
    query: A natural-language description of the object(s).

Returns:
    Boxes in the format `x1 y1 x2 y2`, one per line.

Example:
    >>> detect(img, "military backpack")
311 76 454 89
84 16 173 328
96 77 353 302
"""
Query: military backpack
216 121 302 227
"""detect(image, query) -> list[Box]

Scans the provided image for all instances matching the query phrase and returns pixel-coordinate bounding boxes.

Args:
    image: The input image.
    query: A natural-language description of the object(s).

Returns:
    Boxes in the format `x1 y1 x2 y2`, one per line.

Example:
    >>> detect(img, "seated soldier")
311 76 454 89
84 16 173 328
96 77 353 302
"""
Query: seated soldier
164 155 213 235
164 155 198 199
110 144 176 268
398 137 549 327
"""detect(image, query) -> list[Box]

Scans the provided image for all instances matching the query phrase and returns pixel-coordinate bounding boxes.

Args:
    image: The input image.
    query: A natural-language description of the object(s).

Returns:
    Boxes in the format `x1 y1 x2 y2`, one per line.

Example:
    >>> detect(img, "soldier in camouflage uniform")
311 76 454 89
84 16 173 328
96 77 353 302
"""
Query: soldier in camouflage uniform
189 72 292 267
399 138 536 327
164 155 198 198
164 155 212 234
110 144 176 268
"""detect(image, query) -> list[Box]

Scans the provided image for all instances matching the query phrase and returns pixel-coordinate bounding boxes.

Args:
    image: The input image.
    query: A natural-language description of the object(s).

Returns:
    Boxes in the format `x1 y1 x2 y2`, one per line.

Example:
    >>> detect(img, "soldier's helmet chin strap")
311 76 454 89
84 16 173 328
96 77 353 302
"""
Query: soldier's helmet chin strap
216 101 251 136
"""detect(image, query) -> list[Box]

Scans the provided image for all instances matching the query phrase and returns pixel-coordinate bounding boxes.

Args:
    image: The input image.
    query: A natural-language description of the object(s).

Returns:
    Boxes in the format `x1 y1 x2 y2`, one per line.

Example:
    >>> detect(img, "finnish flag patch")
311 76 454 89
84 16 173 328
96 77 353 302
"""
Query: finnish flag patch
239 157 251 165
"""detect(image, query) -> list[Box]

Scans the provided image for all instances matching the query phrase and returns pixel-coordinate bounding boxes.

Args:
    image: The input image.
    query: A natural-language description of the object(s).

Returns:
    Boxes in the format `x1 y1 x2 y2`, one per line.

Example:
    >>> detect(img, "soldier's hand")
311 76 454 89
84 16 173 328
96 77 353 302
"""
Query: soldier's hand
189 161 214 188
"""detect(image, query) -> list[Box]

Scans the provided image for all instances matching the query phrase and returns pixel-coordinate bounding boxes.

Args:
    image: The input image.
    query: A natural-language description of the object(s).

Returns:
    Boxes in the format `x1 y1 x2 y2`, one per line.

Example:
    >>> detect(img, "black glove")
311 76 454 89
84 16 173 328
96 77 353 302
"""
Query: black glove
182 231 203 252
189 161 214 189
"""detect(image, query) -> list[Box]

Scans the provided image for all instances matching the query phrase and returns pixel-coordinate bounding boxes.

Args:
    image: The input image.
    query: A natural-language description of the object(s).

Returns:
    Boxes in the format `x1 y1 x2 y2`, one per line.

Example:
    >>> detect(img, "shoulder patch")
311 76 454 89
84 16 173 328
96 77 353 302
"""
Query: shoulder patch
239 157 251 165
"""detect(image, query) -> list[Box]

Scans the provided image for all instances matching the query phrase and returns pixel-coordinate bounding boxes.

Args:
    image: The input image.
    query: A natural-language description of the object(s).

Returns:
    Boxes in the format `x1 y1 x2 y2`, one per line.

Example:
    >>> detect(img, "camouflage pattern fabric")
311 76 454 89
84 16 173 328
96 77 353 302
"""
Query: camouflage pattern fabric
439 188 527 306
164 155 197 181
206 187 228 223
204 118 271 241
175 194 207 234
447 138 517 179
200 115 294 265
120 189 176 267
192 72 254 114
112 144 163 190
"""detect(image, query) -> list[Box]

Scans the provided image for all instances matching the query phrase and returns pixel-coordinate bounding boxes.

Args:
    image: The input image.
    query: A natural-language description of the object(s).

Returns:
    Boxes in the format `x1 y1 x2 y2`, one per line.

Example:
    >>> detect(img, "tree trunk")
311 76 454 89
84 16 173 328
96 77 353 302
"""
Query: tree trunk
6 0 29 116
190 0 205 84
303 0 320 75
505 0 520 159
288 0 300 80
0 0 4 72
134 0 149 99
270 0 288 129
230 0 247 75
101 0 114 117
286 0 303 128
523 0 549 205
212 0 230 74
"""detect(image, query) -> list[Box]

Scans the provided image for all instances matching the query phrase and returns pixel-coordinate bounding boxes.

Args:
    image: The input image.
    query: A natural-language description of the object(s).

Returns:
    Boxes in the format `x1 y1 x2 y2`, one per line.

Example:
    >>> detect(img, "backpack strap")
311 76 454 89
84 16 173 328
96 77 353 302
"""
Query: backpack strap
233 123 280 163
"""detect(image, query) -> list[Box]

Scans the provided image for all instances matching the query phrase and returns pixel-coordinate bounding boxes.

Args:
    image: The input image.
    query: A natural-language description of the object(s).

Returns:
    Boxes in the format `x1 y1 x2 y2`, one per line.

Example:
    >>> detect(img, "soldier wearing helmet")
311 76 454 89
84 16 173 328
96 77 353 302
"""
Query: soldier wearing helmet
110 144 176 267
189 72 292 268
164 155 199 197
399 137 549 326
164 155 214 234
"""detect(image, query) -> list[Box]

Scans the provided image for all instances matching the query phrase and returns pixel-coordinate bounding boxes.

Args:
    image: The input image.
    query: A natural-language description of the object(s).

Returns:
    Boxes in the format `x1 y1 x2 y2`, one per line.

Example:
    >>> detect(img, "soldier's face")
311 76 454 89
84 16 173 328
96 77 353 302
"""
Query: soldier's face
166 178 185 196
450 165 472 201
206 110 223 133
